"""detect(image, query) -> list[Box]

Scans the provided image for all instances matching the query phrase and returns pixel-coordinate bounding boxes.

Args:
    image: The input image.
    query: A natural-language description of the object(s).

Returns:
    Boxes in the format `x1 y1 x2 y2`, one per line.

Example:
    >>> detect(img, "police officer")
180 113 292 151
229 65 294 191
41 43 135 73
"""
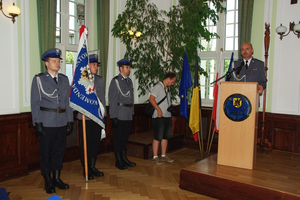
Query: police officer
77 54 106 180
108 58 136 170
229 42 266 94
31 48 73 194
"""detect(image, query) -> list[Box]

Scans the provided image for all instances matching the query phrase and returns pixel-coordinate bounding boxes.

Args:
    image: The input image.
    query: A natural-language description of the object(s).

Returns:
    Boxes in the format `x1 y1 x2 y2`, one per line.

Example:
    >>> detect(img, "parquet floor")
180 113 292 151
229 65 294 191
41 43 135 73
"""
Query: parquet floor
0 148 215 200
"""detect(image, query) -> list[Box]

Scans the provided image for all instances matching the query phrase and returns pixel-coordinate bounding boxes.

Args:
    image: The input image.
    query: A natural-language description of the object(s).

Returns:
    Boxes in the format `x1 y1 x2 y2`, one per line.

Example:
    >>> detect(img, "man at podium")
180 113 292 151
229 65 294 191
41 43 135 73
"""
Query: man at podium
229 42 266 94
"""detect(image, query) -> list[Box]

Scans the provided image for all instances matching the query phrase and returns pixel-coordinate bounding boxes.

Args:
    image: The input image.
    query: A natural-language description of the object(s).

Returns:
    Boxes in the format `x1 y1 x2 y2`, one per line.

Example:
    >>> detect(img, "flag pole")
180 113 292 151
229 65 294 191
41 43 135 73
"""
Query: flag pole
207 83 219 157
199 108 204 159
82 114 88 181
206 102 214 157
195 129 202 161
207 113 216 156
196 50 203 160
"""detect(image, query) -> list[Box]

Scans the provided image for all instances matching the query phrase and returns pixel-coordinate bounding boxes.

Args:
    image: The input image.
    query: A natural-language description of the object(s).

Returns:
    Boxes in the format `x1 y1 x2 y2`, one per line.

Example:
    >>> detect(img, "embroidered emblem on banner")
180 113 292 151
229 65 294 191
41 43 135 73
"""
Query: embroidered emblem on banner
223 93 252 122
78 67 95 94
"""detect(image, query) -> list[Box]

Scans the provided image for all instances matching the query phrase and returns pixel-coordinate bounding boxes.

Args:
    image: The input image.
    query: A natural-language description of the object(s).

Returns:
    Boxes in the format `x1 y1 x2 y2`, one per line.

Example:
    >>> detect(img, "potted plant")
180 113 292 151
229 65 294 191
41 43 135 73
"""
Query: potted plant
112 0 225 100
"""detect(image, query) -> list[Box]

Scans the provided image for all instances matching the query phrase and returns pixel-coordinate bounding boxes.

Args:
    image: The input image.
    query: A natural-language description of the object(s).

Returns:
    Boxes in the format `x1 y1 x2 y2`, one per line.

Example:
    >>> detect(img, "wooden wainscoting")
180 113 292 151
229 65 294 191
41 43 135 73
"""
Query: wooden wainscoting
257 112 300 153
1 105 300 182
0 113 30 181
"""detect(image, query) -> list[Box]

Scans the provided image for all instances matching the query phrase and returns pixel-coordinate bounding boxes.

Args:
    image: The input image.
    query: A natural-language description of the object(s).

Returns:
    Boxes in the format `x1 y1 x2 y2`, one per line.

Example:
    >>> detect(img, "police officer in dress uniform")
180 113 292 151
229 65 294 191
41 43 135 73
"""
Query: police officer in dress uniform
77 54 106 180
31 48 73 194
108 58 136 170
229 42 266 94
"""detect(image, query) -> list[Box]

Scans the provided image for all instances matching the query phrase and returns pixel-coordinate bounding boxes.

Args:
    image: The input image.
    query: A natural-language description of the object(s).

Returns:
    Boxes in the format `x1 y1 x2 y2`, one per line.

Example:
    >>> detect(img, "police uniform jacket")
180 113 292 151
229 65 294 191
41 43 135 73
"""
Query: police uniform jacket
108 74 134 120
77 74 106 120
31 72 73 127
230 58 266 89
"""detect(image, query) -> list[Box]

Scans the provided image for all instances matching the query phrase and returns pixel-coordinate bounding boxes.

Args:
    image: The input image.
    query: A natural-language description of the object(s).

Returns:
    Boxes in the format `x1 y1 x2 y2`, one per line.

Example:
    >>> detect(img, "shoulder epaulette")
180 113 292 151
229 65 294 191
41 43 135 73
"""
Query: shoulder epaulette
36 72 44 77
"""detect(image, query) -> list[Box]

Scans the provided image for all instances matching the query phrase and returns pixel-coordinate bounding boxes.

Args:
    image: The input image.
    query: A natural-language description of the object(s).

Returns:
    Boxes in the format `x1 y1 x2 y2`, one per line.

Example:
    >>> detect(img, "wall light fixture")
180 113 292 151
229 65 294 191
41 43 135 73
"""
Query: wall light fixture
276 21 300 40
0 0 21 24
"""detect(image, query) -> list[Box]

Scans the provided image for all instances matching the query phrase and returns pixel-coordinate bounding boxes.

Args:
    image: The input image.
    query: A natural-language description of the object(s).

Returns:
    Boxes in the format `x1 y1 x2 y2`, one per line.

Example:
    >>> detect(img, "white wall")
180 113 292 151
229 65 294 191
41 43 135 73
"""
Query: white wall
0 0 19 114
271 1 300 114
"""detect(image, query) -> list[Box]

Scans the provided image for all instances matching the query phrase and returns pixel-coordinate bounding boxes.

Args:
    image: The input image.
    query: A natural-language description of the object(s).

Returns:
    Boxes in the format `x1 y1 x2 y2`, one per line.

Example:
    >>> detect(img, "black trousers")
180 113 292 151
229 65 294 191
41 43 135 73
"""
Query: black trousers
79 120 102 163
113 120 132 153
38 126 67 174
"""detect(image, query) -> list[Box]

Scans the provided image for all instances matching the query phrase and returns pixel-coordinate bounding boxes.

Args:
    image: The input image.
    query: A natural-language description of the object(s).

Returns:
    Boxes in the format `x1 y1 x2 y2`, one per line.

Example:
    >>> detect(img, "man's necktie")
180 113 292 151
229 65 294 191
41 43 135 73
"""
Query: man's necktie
245 60 248 70
53 77 57 84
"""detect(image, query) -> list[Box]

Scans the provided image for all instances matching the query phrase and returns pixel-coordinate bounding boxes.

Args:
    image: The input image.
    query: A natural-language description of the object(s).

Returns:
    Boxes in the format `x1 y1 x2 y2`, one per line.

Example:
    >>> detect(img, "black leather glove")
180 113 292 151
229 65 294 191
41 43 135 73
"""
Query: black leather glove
66 122 73 136
35 122 45 137
111 118 118 128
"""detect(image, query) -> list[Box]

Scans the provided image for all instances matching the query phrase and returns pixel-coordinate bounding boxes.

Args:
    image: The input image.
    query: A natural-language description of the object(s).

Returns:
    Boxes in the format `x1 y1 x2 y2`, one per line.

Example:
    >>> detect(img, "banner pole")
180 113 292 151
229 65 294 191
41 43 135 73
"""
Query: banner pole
199 109 204 159
82 114 88 182
206 109 214 157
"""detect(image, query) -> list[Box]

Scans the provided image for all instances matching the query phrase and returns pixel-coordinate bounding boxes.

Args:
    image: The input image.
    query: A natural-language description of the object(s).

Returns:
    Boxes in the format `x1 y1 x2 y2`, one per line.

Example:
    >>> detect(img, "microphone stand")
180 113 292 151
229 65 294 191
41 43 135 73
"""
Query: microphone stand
210 72 229 85
210 62 244 85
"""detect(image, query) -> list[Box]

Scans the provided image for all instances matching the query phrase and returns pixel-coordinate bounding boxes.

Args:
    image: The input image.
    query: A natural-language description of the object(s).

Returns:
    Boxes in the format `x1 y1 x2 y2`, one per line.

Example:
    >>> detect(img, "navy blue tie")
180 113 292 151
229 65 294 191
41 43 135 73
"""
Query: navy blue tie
245 61 248 70
53 77 57 84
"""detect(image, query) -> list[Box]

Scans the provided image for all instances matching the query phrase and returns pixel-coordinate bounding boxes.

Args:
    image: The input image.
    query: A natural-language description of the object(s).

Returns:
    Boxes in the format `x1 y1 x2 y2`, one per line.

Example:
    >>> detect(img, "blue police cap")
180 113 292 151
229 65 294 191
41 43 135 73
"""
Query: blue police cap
42 48 62 61
89 54 101 65
117 58 131 67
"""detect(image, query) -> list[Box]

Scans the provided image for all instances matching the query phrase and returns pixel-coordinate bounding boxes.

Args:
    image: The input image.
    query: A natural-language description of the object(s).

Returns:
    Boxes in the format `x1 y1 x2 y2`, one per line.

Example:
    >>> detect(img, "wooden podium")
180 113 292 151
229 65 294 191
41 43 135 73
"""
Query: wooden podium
217 82 259 170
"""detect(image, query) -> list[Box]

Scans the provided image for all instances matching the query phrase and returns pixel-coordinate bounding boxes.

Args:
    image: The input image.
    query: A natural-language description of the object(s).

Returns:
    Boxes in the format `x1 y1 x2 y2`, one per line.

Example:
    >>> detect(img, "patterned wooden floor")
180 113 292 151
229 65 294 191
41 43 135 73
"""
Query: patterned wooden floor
0 148 215 200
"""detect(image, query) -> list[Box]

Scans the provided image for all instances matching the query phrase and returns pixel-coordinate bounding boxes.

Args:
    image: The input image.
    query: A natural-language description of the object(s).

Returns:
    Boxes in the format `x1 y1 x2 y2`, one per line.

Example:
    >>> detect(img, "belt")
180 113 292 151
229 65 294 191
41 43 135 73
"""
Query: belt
40 107 66 114
118 103 133 108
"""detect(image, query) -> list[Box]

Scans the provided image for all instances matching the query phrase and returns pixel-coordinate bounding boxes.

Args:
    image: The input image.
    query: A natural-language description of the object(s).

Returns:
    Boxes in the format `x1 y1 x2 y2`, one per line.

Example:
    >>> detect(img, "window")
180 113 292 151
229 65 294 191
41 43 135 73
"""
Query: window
56 0 85 84
199 0 239 106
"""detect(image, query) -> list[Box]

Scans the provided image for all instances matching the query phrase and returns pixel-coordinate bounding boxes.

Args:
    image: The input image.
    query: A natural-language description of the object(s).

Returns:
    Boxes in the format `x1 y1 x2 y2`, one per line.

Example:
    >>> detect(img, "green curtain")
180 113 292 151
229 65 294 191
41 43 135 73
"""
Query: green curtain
37 0 57 72
238 0 254 58
97 0 110 87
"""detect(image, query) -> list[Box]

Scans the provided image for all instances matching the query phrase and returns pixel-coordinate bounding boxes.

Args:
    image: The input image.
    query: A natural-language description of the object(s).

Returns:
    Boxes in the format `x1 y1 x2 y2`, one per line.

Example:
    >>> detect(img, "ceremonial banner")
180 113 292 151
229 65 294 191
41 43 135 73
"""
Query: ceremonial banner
189 51 201 142
179 52 192 121
212 51 223 133
69 25 105 129
212 51 234 133
226 52 234 81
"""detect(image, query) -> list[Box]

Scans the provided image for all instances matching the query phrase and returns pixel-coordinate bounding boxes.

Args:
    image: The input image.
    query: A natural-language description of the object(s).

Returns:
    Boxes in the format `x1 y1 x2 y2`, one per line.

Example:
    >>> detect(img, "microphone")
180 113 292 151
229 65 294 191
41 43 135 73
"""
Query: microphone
234 61 244 75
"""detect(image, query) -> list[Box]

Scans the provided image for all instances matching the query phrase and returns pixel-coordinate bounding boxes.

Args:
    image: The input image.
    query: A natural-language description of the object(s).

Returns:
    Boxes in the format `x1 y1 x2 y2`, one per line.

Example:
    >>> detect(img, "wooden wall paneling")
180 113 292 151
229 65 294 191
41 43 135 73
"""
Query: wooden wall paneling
1 106 300 182
295 124 300 153
27 126 39 162
273 127 296 152
19 122 28 165
131 104 153 134
0 114 29 181
261 112 300 153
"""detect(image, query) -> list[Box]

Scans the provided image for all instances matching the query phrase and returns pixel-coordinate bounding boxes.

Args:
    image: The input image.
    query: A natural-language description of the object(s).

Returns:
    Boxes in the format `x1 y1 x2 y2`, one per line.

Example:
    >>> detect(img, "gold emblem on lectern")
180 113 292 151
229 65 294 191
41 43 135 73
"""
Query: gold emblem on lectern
233 98 242 108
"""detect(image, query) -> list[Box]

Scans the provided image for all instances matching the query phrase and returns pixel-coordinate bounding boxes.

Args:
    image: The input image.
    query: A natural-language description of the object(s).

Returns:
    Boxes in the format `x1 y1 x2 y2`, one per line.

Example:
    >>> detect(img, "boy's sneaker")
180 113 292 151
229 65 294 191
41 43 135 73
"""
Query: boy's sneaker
160 155 174 163
152 157 163 165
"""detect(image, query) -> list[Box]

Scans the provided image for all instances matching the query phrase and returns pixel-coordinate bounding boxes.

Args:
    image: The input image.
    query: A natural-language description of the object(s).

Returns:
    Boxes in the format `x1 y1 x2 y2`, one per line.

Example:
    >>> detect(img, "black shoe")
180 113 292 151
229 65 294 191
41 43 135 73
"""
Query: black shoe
52 170 69 190
43 173 56 194
90 158 104 177
121 150 136 167
115 152 127 170
83 168 94 180
90 167 104 177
